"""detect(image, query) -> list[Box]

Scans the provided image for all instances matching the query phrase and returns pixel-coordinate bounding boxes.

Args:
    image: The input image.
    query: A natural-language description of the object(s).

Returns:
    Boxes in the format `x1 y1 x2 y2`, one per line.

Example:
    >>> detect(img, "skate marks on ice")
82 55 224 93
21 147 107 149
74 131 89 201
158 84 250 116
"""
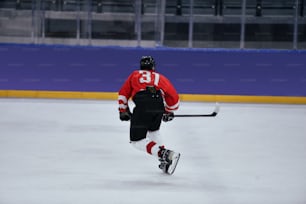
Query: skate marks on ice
161 102 306 203
1 99 306 204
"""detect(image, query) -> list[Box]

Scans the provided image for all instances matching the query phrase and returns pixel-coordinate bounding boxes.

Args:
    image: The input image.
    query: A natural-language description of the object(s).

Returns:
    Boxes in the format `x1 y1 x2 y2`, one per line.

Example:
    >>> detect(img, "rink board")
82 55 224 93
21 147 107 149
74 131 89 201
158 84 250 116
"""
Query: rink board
0 44 306 103
1 90 306 104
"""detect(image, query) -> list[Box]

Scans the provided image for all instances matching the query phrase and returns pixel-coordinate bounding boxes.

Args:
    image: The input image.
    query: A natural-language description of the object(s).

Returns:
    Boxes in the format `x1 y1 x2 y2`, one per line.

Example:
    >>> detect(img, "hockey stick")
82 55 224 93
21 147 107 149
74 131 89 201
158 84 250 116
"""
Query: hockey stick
174 103 220 117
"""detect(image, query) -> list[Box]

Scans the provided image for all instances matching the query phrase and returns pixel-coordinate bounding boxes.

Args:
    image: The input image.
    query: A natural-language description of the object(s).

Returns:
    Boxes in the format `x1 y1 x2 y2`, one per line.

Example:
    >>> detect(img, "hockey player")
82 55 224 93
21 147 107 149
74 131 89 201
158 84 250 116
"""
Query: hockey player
118 56 180 175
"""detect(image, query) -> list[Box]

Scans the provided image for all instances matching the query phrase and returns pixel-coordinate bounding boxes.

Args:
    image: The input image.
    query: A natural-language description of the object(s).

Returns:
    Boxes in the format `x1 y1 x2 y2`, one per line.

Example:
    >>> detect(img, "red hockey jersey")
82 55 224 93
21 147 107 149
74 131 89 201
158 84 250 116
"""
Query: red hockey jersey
118 70 179 112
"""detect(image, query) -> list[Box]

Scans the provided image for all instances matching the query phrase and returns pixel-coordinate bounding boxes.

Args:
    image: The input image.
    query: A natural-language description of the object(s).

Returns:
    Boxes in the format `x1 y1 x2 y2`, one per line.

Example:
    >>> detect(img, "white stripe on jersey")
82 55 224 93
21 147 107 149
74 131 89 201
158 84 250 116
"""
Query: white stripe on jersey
118 95 128 104
165 100 180 111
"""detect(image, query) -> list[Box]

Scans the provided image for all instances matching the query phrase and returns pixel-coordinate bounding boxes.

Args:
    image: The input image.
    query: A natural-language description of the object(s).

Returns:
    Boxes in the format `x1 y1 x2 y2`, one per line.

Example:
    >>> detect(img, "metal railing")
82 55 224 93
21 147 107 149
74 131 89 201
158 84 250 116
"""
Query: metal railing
0 0 305 49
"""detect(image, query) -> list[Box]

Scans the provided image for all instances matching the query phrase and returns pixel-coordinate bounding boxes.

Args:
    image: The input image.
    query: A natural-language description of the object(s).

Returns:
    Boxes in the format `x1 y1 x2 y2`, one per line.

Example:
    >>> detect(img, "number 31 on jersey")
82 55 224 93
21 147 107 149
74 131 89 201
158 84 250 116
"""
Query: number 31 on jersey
139 70 160 86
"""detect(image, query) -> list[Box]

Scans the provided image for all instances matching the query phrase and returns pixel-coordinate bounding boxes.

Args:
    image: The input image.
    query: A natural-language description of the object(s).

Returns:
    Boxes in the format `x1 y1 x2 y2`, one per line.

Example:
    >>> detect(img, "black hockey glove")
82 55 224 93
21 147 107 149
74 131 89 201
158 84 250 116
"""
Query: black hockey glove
119 108 132 121
162 112 174 122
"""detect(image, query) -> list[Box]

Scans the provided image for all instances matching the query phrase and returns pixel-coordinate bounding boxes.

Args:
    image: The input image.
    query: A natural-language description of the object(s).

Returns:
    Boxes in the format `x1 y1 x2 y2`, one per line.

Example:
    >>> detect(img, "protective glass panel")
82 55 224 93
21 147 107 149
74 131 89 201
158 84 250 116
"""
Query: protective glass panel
297 1 306 49
162 0 189 47
244 0 296 49
141 0 161 47
0 0 305 50
0 0 34 43
298 23 306 49
192 0 241 48
90 0 138 46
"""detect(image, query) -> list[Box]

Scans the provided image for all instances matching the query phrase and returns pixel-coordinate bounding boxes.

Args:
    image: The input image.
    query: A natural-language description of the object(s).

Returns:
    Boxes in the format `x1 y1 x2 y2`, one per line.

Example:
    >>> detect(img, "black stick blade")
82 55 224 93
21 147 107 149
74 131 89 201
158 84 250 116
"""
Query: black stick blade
174 103 220 118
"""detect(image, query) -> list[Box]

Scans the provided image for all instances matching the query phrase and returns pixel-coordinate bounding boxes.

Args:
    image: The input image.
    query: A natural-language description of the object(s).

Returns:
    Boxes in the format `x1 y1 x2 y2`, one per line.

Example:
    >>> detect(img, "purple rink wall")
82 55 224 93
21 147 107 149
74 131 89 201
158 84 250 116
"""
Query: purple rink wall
0 44 306 103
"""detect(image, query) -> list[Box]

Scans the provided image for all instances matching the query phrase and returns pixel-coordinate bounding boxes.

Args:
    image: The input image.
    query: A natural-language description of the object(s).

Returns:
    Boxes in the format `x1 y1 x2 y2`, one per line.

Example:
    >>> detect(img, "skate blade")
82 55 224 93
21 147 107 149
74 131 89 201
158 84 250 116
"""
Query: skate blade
166 152 180 175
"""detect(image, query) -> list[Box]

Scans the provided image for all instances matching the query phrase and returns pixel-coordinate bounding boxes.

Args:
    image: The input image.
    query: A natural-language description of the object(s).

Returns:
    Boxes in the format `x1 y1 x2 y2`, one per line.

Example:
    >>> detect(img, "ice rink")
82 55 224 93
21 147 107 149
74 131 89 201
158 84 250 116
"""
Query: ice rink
1 98 306 204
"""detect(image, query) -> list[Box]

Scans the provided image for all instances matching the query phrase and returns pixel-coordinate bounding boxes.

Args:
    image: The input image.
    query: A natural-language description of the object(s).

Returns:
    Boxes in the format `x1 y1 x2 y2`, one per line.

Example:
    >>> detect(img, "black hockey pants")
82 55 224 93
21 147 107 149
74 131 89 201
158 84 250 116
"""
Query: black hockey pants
130 87 165 141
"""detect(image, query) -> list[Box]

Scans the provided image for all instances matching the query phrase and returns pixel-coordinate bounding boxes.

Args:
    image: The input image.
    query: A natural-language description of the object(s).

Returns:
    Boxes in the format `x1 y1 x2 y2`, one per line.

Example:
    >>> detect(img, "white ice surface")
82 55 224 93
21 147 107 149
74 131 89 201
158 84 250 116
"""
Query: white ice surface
1 98 306 204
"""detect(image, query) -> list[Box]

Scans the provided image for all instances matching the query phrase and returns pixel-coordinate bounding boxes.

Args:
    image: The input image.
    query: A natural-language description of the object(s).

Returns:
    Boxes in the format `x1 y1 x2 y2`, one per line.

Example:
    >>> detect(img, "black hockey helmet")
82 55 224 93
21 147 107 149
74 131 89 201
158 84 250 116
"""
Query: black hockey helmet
140 56 155 70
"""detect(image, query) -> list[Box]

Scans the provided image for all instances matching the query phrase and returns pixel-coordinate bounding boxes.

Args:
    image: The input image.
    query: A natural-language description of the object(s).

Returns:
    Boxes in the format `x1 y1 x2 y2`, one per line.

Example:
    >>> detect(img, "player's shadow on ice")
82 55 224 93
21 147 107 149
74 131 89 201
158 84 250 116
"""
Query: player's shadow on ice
121 179 175 188
99 175 182 190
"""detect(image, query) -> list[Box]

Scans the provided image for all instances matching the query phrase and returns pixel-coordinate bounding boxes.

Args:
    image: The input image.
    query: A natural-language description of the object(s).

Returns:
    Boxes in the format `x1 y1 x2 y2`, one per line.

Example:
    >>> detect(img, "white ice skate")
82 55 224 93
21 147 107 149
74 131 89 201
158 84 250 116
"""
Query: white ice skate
159 148 181 175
